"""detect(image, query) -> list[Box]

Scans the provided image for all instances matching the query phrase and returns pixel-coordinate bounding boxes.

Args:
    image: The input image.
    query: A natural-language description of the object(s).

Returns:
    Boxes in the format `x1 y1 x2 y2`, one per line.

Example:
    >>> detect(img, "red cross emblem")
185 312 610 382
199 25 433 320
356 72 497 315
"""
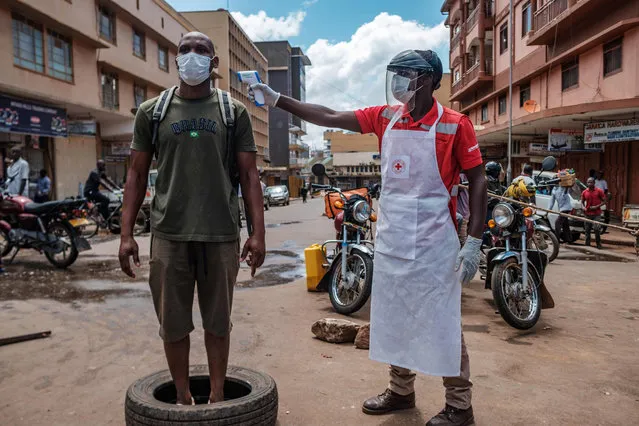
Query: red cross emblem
392 159 406 174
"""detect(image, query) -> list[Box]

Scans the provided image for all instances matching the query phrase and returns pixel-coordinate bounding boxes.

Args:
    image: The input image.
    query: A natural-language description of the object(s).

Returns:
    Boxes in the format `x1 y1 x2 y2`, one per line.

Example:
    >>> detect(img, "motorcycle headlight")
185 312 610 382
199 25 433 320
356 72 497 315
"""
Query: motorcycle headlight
352 200 371 223
493 203 515 228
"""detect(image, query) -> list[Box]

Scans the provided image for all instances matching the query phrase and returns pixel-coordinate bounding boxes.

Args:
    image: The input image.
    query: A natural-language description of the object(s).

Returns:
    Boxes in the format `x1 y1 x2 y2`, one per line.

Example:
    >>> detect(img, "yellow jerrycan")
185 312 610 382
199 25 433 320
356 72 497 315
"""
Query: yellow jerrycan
304 244 327 291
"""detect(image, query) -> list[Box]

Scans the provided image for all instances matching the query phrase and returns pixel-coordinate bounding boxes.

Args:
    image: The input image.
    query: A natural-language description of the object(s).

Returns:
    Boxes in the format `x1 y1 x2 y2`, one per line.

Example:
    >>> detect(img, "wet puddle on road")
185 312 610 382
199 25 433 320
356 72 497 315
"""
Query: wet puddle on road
236 249 306 288
0 246 306 303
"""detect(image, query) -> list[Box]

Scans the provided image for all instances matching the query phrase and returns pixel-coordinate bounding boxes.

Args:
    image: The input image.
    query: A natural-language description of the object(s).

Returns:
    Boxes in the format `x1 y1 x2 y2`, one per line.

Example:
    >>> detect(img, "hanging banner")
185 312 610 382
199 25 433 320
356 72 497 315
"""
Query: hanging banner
584 119 639 144
549 128 601 152
68 120 97 136
0 94 67 137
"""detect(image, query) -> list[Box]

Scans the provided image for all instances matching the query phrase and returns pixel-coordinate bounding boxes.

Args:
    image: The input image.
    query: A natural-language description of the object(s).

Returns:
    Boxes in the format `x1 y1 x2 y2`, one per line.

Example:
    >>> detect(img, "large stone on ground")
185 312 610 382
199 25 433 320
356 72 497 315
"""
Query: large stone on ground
354 323 370 349
311 318 361 343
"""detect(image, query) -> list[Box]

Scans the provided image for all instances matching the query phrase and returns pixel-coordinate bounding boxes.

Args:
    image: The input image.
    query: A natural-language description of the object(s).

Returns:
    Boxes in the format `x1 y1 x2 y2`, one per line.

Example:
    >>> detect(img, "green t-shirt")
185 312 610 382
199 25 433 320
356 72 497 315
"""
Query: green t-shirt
131 90 257 242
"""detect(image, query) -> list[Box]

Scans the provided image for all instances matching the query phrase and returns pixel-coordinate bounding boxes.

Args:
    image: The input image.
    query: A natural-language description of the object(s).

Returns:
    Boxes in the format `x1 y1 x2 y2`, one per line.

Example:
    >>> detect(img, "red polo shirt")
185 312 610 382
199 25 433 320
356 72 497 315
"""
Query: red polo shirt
355 100 483 224
582 187 606 216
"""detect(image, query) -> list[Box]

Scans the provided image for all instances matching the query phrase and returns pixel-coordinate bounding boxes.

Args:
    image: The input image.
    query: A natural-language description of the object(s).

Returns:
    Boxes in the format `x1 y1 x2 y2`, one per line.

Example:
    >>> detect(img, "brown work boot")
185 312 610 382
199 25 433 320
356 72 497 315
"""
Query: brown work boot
362 389 415 415
426 405 474 426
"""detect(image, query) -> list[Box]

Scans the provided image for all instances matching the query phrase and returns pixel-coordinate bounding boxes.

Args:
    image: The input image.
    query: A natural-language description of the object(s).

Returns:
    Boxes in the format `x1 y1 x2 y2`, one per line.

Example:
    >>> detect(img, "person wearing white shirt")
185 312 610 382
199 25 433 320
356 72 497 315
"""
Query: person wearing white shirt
595 170 611 228
549 185 573 243
6 147 30 197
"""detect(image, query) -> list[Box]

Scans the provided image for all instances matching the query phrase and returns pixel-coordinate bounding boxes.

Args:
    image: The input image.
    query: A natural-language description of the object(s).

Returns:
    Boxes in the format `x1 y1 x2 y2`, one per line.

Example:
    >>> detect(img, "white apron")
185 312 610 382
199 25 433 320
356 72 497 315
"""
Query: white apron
369 102 462 377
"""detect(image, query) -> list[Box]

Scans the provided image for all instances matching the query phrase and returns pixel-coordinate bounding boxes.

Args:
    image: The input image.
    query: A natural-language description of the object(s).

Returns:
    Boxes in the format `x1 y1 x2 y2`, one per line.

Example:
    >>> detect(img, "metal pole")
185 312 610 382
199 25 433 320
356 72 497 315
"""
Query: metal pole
507 0 513 183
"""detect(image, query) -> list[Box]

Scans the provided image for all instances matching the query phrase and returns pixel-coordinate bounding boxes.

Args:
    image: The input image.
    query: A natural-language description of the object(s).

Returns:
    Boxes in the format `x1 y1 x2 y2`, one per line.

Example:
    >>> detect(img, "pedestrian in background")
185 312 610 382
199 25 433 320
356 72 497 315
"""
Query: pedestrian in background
300 185 308 203
595 170 611 229
582 177 606 249
549 185 573 243
457 173 470 246
34 169 51 203
6 146 29 197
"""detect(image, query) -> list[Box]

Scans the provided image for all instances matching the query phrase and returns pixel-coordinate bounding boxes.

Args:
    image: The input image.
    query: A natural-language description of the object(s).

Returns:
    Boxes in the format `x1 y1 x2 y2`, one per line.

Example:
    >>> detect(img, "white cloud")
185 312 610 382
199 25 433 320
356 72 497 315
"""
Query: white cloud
302 13 449 150
302 0 319 7
231 11 306 41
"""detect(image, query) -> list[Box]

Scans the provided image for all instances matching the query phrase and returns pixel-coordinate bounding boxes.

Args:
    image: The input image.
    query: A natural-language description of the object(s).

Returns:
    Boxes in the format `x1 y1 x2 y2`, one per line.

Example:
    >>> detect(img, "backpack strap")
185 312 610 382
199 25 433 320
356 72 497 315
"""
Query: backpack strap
150 86 177 157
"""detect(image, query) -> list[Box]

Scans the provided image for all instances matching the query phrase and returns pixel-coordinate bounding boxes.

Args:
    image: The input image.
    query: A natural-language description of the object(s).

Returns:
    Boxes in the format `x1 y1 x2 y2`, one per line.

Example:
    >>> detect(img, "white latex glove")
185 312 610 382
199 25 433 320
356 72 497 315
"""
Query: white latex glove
455 236 482 286
248 83 280 107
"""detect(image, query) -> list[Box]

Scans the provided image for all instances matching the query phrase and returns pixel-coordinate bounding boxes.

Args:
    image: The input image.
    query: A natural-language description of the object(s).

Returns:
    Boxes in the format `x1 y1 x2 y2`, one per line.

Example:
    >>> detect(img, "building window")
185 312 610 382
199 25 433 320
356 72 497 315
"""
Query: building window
133 29 145 59
11 14 44 73
47 30 73 82
98 6 116 44
134 84 146 108
454 68 461 83
521 1 532 36
499 23 508 54
453 24 461 36
519 82 531 107
101 71 119 110
158 45 168 71
136 0 140 9
603 38 622 76
498 94 507 115
513 140 521 155
561 58 579 91
161 17 164 28
481 103 489 122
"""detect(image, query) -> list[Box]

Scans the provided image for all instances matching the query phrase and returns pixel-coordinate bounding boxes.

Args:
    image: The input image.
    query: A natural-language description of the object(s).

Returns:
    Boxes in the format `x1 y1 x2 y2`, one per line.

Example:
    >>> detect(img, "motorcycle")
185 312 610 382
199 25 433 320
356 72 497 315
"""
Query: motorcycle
82 189 147 238
483 156 557 330
311 164 375 315
0 185 91 268
530 211 560 262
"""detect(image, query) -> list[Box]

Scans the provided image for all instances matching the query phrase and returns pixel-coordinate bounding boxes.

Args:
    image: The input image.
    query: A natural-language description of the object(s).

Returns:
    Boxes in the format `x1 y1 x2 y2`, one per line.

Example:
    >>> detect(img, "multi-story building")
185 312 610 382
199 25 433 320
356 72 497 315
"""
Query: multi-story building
442 0 639 215
324 130 380 189
254 41 311 187
0 0 201 199
182 9 270 167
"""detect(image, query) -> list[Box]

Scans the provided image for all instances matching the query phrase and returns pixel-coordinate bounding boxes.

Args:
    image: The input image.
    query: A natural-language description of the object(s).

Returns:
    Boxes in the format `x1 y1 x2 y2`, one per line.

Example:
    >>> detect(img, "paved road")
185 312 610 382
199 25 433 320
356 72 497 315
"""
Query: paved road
1 198 638 425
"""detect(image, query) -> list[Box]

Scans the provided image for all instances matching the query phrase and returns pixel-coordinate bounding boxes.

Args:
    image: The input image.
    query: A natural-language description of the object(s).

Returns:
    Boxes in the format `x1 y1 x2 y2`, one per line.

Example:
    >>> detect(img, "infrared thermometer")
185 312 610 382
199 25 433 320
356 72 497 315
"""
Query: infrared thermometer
238 71 265 106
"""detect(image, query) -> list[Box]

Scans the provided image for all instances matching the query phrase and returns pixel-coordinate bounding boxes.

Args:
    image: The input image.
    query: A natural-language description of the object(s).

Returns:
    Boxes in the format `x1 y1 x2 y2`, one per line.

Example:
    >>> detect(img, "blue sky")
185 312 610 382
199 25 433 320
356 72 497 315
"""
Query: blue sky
167 0 448 61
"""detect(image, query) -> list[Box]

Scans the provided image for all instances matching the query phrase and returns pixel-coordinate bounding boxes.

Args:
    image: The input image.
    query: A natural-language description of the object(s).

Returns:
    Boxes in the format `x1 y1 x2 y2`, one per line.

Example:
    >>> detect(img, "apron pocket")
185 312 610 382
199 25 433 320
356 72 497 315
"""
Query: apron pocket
375 195 418 260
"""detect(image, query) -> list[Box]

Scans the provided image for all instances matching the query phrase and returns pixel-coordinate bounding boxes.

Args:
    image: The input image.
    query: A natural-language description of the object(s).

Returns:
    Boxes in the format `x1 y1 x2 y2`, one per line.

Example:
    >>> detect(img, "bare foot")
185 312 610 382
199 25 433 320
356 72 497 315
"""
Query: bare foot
208 390 224 404
176 391 194 405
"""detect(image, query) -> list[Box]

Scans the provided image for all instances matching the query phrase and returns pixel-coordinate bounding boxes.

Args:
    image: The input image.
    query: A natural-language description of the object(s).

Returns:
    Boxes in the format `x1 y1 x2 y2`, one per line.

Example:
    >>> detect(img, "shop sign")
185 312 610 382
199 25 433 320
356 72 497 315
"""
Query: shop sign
110 142 131 157
548 129 585 151
0 94 67 137
584 119 639 144
68 120 97 136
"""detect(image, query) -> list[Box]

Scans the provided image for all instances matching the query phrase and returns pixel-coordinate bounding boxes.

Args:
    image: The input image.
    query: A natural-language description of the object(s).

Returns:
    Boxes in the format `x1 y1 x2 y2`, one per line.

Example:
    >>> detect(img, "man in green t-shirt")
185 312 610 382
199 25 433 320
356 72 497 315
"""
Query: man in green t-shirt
118 32 265 405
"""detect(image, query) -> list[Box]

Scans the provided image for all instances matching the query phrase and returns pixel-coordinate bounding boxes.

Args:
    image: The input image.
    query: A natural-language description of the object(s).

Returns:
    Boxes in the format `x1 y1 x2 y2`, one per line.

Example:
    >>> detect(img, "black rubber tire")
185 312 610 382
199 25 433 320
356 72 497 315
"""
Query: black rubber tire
491 258 541 330
0 228 13 258
44 221 79 269
124 365 278 426
329 249 373 315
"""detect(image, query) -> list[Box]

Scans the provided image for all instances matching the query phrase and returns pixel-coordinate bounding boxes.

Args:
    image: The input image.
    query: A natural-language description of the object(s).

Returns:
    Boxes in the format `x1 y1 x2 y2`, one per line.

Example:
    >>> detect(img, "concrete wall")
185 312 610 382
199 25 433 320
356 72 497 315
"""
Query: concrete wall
495 15 509 76
333 152 380 167
326 131 379 153
0 7 101 108
54 136 97 199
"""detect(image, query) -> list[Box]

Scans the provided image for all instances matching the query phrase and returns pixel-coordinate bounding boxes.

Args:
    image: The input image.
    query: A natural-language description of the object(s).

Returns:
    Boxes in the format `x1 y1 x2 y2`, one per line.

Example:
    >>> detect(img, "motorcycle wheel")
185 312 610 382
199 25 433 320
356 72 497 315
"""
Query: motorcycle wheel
328 249 373 315
0 228 13 258
44 221 79 269
532 229 559 263
491 258 541 330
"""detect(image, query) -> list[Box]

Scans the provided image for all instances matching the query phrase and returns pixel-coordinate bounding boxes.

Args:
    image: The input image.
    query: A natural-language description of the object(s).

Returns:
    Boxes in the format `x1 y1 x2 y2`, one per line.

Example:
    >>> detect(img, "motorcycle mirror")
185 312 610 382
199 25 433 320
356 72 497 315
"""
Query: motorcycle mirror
312 164 326 177
541 156 557 172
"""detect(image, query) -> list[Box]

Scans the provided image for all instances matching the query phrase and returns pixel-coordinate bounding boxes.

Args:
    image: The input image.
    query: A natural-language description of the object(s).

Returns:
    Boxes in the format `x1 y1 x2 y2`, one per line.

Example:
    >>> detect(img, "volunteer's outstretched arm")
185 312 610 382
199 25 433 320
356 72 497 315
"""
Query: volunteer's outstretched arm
249 83 362 133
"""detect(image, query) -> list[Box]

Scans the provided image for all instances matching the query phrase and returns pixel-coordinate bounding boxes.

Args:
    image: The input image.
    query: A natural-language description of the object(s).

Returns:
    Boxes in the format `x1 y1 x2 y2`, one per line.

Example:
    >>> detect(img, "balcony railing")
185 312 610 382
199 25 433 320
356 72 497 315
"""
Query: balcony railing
485 0 494 17
533 0 568 32
451 31 461 50
451 59 494 96
467 7 479 31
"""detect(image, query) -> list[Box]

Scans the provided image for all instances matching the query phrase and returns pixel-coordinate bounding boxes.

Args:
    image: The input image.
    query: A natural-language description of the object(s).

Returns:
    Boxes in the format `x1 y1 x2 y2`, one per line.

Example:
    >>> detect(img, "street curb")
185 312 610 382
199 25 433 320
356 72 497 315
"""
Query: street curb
600 237 635 247
565 245 637 262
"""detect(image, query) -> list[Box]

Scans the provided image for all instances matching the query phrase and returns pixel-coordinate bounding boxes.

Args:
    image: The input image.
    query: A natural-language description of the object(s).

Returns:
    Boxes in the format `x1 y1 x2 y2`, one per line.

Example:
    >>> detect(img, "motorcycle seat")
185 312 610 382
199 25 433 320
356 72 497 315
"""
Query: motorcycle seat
23 199 83 215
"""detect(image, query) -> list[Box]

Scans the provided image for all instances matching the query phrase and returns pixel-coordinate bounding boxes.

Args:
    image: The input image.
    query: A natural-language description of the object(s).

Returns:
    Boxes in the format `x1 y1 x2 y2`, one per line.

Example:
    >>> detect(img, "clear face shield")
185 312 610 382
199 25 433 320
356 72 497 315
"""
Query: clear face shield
385 69 422 113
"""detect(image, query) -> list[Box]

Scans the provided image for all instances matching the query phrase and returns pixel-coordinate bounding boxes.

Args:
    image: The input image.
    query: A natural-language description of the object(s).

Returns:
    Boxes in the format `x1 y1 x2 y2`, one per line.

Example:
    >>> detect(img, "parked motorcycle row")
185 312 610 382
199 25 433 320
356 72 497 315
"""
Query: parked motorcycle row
0 183 148 269
308 156 562 331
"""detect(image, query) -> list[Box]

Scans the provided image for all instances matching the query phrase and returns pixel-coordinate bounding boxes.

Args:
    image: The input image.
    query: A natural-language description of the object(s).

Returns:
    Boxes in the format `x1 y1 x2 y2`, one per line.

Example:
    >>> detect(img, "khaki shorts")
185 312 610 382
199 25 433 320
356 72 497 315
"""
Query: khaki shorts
149 235 240 342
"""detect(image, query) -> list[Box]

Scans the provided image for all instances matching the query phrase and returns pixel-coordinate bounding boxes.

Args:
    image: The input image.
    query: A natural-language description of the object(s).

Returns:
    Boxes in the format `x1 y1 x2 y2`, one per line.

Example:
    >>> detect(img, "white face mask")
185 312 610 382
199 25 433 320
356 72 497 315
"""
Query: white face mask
177 52 212 86
391 74 416 105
